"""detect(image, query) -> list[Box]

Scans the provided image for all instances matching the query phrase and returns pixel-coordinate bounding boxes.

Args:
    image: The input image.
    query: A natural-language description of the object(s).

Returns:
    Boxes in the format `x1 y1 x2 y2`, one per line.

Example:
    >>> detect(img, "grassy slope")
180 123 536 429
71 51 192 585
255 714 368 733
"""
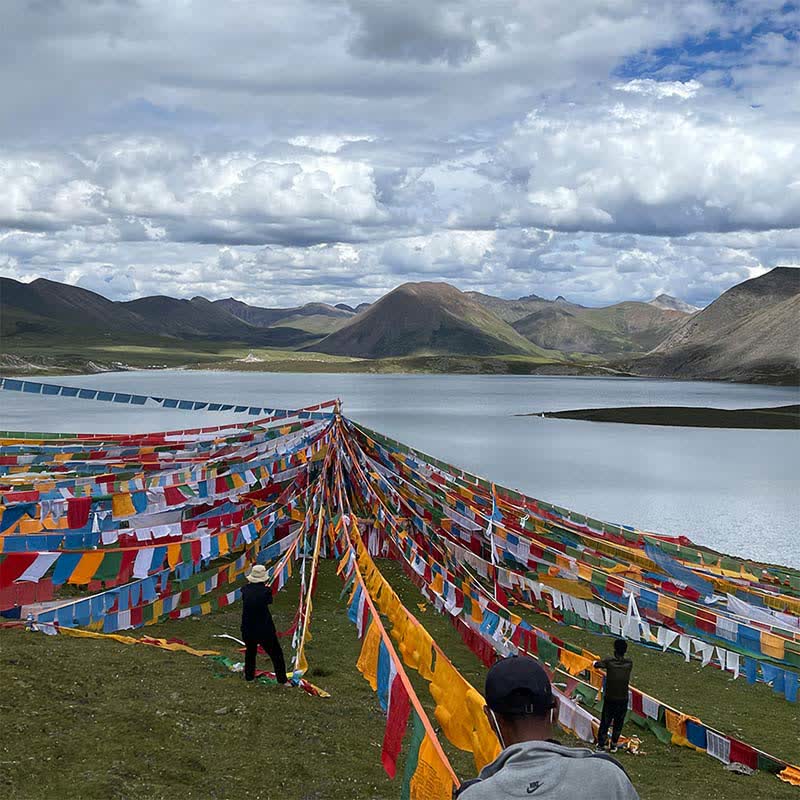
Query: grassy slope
1 339 592 376
571 303 685 353
2 560 797 800
270 314 352 336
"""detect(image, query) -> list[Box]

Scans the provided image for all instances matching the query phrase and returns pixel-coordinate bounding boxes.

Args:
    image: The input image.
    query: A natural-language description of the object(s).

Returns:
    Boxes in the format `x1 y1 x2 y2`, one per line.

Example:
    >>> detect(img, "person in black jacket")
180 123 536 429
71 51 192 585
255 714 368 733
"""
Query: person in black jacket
241 564 289 685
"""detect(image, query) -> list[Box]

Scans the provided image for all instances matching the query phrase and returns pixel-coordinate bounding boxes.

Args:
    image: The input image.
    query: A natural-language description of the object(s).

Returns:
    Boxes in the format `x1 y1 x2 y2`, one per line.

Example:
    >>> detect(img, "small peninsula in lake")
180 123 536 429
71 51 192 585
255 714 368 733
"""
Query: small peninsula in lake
528 404 800 430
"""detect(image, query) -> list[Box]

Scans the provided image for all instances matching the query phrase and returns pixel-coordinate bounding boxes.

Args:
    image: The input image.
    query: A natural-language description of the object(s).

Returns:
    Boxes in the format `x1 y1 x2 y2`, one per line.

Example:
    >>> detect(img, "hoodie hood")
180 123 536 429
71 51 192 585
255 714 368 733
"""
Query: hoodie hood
479 740 600 779
458 739 639 800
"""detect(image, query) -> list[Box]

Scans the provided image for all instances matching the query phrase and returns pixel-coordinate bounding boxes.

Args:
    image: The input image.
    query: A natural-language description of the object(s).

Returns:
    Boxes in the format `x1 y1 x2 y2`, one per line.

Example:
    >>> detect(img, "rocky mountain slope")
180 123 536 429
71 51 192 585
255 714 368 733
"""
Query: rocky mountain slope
631 267 800 384
649 294 700 314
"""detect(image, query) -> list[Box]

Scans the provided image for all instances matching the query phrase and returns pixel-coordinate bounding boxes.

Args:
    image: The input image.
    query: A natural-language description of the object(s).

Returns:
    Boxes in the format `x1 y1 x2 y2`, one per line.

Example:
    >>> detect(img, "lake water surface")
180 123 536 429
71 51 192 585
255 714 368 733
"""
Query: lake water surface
2 372 798 567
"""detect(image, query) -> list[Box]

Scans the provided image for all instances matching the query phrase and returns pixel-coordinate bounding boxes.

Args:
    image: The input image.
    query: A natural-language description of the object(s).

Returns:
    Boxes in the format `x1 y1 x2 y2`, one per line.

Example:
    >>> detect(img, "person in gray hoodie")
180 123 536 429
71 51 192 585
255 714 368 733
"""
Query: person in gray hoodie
456 655 639 800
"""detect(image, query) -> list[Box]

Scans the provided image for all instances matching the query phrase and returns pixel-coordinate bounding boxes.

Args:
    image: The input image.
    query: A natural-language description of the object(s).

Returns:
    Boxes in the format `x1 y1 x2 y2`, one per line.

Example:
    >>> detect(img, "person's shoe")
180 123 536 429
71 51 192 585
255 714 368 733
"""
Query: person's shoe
610 744 619 753
595 744 605 752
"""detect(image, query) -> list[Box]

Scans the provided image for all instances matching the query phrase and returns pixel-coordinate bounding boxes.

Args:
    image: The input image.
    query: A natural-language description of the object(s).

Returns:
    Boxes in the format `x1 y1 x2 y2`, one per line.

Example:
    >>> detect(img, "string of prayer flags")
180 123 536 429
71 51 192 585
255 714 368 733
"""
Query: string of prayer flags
5 390 799 791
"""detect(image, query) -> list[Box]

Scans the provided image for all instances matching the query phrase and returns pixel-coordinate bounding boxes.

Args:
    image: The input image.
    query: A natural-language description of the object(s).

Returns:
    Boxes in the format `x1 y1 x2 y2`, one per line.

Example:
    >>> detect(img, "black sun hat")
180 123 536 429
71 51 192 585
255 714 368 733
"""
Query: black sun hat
485 655 556 716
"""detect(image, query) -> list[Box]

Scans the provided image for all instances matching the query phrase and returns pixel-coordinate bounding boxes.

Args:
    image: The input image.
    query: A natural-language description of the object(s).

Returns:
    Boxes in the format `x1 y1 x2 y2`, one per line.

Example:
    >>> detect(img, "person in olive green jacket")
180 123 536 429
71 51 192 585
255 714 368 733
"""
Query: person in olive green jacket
594 639 633 752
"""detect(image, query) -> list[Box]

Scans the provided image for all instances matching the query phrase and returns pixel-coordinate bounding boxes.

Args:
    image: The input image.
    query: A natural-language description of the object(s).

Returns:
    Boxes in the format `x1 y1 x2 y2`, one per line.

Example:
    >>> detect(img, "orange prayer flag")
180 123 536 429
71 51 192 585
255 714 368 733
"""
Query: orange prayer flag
68 552 104 585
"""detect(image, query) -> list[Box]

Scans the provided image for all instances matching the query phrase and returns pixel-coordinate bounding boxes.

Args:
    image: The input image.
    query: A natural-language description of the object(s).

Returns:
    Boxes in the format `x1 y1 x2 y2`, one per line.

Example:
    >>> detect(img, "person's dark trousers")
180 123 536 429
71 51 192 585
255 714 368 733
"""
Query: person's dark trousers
597 698 628 747
244 631 288 684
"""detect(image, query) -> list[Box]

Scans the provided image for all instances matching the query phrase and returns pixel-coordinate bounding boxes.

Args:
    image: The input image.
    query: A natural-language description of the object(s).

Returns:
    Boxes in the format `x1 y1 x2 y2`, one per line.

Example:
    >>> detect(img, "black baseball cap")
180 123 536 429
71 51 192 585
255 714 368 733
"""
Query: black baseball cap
485 655 555 716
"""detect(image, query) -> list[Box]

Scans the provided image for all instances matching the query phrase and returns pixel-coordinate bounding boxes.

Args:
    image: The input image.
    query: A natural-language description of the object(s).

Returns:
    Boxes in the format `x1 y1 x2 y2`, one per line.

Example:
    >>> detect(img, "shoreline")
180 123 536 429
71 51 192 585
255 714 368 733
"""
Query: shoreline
527 404 800 430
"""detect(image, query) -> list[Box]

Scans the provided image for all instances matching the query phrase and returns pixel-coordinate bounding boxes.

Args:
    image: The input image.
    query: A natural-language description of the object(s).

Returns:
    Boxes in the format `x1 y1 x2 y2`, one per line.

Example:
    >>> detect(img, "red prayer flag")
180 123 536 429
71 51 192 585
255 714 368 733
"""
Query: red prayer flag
164 486 185 506
381 674 411 778
66 497 92 529
729 738 759 770
0 553 37 589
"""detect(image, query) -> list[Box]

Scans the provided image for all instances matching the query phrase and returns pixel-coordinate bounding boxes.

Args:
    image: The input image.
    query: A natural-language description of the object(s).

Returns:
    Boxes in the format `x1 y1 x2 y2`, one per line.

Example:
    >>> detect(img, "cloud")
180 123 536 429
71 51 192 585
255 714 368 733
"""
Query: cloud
614 78 703 99
452 84 800 235
346 0 485 66
0 0 798 310
1 136 396 247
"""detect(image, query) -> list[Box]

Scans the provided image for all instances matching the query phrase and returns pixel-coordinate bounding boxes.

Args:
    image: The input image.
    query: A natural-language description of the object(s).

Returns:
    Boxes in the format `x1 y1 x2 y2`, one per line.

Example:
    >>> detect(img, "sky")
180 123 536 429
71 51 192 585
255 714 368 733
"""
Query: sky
0 1 798 309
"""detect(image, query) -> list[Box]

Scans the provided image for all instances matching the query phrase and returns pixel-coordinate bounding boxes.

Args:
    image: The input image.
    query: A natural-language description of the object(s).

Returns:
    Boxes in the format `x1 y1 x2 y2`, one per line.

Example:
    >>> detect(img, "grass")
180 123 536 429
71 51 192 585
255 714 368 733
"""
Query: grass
2 336 616 378
0 339 362 375
2 559 797 800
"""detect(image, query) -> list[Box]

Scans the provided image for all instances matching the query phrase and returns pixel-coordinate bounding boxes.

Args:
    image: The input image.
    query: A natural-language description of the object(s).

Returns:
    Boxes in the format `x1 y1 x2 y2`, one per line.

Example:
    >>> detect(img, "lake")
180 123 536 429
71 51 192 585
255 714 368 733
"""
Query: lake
2 372 798 567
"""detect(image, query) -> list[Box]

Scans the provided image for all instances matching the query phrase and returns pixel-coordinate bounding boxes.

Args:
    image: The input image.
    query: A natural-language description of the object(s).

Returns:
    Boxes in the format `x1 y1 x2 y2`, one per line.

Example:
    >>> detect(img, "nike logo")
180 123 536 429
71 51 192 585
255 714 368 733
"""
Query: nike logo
526 781 543 794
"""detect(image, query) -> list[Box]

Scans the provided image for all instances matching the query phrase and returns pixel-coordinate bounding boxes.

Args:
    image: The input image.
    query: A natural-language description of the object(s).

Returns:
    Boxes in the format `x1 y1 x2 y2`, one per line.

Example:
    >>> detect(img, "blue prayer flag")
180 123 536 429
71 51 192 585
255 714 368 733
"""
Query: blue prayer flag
784 670 798 703
685 719 707 750
377 641 391 713
51 552 83 586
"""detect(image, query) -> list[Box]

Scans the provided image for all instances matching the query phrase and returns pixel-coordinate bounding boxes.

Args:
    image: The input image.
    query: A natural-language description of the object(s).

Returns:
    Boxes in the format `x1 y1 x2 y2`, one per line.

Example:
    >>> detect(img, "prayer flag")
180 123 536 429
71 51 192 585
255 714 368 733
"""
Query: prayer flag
381 672 411 778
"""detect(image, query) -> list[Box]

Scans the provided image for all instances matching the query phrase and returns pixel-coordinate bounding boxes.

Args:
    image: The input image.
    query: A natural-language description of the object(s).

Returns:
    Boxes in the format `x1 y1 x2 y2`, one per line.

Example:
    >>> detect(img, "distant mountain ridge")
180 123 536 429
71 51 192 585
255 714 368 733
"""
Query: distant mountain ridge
1 268 797 383
0 277 319 348
468 291 686 355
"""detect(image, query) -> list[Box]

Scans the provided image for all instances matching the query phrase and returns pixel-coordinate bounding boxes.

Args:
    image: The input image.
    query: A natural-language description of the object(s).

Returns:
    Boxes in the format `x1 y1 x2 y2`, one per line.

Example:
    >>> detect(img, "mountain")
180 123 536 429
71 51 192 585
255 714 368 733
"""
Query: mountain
212 298 291 327
465 291 551 323
511 307 626 354
649 294 700 314
510 301 685 355
214 298 353 335
1 277 149 336
267 303 354 335
312 282 549 358
572 302 688 353
120 295 259 338
632 267 800 383
0 278 318 347
2 271 796 383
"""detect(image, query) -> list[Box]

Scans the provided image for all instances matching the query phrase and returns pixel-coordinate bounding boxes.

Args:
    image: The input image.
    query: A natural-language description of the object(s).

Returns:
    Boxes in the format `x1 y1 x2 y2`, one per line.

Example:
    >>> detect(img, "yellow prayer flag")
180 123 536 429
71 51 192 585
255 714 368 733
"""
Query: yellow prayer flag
112 492 136 519
664 709 688 738
416 626 435 680
356 620 382 691
657 594 678 618
409 735 456 800
19 517 44 534
430 658 472 752
761 631 786 660
465 687 501 771
779 766 800 787
559 650 594 676
539 576 595 600
167 544 182 569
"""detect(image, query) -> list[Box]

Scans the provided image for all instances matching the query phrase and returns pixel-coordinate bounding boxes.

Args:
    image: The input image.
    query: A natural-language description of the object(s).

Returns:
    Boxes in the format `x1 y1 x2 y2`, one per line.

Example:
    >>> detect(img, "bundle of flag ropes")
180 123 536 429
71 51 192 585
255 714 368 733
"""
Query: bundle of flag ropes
1 380 799 796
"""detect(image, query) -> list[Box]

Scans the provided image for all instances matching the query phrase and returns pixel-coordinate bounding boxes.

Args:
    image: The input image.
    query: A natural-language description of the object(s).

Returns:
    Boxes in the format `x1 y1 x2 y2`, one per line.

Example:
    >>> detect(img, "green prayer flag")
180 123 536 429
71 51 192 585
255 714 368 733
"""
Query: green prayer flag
646 717 673 745
400 711 426 800
93 552 123 583
537 637 558 667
